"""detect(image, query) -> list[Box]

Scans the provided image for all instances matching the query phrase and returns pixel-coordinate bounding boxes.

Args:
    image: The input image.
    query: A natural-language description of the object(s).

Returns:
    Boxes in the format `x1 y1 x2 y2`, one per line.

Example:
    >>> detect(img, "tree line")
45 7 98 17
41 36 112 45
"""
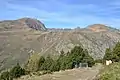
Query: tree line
25 46 95 72
0 46 95 80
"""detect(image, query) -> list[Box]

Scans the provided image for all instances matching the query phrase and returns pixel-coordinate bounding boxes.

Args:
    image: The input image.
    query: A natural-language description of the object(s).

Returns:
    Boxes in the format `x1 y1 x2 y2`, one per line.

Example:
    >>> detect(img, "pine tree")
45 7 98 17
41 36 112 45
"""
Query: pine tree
38 56 45 70
103 48 112 60
40 55 54 71
112 42 120 62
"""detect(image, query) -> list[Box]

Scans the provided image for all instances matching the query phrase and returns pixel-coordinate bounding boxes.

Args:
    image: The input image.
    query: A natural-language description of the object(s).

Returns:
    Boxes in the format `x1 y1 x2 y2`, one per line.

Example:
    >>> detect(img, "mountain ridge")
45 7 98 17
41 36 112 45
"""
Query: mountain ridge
0 18 120 71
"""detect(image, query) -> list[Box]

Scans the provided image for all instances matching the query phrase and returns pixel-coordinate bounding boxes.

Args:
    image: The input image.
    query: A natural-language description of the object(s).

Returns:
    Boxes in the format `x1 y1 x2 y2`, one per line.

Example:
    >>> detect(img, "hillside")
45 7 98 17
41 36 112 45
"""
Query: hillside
0 18 120 71
98 62 120 80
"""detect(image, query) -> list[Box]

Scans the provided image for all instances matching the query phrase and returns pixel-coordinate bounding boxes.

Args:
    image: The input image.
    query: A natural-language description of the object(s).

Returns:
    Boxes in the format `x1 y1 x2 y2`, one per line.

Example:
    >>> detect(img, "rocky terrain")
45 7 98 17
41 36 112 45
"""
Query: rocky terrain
0 18 120 71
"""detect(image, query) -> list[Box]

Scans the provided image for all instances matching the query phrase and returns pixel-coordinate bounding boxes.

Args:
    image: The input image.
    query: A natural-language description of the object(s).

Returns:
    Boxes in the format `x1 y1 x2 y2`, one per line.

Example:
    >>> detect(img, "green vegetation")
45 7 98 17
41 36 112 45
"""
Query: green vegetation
9 63 25 78
98 42 120 80
24 53 40 72
40 55 54 71
0 71 11 80
99 63 120 80
0 46 95 79
95 59 103 63
0 63 25 80
38 56 45 70
38 46 95 72
103 42 120 62
24 46 95 73
103 48 112 60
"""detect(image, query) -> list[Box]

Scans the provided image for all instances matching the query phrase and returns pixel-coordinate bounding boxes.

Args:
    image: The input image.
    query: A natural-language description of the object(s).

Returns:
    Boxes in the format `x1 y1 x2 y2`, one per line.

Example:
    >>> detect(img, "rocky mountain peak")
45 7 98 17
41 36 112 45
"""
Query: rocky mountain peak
0 18 47 31
18 18 47 31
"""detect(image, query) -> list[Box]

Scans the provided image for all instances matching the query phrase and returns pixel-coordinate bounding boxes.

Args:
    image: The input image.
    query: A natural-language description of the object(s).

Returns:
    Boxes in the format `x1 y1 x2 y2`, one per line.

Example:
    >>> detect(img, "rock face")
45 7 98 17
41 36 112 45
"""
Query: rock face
0 18 47 31
0 18 120 71
21 18 47 31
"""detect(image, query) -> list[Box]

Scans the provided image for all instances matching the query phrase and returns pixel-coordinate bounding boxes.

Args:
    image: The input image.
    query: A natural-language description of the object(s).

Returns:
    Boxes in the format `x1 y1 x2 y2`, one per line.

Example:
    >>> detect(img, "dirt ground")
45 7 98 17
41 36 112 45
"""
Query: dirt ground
15 64 102 80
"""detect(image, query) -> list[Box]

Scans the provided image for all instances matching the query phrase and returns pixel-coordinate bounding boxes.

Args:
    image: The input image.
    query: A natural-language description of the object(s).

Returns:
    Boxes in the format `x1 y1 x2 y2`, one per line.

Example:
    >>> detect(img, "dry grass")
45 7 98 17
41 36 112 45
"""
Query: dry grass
15 64 102 80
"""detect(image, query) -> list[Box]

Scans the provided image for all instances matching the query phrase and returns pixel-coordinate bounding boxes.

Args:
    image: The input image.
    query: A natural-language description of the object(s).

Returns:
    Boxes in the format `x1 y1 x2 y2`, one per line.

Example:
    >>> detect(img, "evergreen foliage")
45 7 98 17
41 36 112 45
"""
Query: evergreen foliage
0 71 11 80
0 45 95 78
38 56 45 70
39 46 95 72
0 63 25 80
104 42 120 62
10 63 25 78
40 55 54 71
103 48 112 60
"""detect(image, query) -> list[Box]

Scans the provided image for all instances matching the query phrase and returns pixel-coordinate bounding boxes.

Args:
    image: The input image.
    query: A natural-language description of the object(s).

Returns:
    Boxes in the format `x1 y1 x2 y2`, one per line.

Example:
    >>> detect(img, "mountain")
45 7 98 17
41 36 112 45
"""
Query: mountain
0 18 120 71
87 24 119 32
0 18 47 31
87 24 110 32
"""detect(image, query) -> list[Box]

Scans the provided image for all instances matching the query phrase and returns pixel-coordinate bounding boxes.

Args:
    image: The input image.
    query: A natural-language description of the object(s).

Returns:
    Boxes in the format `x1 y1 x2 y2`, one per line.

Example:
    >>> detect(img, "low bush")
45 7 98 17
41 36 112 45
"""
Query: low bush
99 62 120 80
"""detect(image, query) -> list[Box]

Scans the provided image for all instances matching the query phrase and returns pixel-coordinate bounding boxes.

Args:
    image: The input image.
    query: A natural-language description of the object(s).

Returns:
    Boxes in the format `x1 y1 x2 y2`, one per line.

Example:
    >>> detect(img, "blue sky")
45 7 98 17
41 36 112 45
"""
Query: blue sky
0 0 120 28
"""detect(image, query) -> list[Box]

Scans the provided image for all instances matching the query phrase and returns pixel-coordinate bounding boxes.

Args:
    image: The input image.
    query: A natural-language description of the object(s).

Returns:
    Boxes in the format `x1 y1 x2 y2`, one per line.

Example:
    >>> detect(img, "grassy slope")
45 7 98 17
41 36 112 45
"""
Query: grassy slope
99 62 120 80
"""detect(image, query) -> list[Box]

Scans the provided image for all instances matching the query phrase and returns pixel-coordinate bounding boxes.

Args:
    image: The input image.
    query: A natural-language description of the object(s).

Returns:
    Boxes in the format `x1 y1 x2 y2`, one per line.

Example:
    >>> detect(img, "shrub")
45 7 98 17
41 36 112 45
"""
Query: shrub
0 63 25 80
0 71 12 80
24 53 40 72
10 63 25 78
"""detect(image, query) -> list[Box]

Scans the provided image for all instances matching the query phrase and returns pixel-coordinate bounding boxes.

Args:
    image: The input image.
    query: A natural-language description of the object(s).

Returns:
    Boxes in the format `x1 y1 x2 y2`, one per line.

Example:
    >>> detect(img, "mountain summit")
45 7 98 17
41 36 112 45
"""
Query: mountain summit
18 18 47 31
0 18 47 31
87 24 110 32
